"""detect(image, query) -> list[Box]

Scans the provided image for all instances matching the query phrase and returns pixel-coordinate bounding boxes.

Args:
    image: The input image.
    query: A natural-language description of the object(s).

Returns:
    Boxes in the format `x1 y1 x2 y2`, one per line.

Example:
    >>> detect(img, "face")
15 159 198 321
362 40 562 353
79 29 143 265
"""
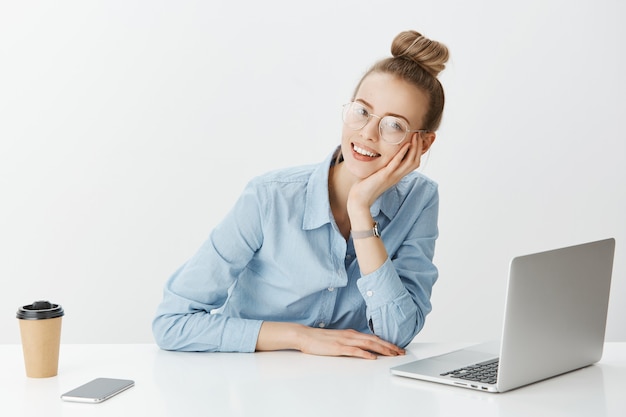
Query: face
340 72 433 179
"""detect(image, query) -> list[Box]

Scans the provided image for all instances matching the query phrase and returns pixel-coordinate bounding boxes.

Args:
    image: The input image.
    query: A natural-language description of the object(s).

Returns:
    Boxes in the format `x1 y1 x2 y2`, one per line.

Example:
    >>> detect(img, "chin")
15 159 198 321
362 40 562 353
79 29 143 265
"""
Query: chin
343 157 378 180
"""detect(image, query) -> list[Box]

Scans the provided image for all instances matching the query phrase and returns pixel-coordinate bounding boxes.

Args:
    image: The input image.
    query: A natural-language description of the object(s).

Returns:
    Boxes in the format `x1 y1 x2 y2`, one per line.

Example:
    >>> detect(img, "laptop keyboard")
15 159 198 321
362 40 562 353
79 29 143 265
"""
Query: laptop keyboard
440 358 499 385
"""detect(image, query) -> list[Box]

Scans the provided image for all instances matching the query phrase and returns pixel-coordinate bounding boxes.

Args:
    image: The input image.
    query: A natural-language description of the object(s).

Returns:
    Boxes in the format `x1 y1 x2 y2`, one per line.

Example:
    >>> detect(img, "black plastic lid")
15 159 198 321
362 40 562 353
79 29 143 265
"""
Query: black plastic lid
16 301 64 320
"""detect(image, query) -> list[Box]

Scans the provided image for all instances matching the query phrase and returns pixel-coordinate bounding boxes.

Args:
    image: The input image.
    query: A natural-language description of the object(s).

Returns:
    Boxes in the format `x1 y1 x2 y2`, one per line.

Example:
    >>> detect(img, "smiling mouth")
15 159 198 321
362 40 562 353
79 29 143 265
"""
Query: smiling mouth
352 143 381 158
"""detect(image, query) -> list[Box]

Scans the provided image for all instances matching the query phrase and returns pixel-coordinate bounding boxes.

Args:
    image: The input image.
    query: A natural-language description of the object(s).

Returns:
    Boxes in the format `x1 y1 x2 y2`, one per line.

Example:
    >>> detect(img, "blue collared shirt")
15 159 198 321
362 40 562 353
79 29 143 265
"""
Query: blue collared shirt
153 149 439 352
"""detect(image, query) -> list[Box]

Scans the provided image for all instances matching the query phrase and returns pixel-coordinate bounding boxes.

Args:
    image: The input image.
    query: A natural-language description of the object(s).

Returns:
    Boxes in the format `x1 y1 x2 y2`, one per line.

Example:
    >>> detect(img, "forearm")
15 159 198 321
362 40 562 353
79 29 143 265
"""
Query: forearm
153 292 263 352
255 321 304 352
348 205 388 275
348 174 439 346
348 205 421 344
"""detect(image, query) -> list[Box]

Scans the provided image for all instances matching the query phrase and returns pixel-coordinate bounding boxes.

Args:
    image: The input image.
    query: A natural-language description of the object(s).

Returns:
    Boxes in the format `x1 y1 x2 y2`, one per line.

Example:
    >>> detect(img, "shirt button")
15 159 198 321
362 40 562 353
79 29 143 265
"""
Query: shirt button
328 287 335 292
366 290 374 297
319 322 326 328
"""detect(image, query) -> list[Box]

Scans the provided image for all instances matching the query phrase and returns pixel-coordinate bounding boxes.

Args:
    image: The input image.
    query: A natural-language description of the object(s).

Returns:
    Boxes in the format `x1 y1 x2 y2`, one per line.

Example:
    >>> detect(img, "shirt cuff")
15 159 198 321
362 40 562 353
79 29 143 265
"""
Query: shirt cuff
220 318 264 353
356 258 405 309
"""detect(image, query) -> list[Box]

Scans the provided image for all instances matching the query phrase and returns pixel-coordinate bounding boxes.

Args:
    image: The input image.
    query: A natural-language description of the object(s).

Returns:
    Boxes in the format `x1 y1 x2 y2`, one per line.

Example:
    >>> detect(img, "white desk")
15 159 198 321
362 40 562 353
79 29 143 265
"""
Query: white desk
1 342 625 416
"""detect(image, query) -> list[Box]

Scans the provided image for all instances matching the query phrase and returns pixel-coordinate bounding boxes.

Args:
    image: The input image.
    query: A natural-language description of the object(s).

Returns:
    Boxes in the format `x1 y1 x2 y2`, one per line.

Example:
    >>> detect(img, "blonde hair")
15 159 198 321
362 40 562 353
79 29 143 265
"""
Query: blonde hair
353 30 450 131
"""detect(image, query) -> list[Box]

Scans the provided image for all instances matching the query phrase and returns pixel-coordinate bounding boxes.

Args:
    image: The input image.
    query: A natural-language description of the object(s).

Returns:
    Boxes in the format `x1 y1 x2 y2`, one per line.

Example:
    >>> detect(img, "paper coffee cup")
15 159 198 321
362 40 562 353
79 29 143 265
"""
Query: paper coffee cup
16 301 64 378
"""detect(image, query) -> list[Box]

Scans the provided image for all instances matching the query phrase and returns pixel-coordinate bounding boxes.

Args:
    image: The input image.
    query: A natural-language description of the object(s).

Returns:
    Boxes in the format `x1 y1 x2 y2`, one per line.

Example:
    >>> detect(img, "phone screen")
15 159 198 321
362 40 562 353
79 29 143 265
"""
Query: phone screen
61 378 134 403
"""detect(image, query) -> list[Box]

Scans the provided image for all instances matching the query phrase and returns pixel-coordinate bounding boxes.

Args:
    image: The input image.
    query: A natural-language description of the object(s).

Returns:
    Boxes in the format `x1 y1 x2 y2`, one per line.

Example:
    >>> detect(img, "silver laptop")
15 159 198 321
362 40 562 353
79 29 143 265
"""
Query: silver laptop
391 238 615 393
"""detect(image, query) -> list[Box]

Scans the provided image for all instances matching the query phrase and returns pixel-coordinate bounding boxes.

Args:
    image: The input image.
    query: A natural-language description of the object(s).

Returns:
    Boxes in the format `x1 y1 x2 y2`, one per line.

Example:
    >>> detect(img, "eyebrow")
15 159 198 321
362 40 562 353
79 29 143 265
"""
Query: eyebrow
354 98 412 124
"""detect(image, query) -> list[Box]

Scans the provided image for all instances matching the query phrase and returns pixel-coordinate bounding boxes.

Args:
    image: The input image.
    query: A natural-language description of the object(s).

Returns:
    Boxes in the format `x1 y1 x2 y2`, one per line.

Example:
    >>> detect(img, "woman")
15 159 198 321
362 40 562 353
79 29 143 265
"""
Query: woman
153 30 449 359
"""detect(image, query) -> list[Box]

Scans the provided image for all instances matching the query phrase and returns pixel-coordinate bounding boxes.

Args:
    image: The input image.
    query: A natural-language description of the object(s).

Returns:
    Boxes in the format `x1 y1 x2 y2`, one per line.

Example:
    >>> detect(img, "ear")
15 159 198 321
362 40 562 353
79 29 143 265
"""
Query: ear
420 132 436 154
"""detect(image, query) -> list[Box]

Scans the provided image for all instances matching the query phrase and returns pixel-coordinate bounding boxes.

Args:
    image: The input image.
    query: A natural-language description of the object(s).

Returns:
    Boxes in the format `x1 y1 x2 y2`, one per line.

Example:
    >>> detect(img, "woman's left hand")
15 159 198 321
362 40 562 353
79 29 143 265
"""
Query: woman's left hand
347 133 425 215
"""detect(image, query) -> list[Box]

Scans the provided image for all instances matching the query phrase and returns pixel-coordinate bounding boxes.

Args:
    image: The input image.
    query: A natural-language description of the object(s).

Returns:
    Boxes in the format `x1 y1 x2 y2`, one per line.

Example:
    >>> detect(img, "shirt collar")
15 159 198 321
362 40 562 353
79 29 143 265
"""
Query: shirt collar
302 150 335 231
302 147 403 231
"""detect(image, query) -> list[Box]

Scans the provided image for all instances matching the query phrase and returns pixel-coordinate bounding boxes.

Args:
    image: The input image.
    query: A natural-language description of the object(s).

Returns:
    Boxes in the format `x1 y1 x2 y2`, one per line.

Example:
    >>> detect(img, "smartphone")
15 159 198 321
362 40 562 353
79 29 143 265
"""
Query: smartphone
61 378 134 403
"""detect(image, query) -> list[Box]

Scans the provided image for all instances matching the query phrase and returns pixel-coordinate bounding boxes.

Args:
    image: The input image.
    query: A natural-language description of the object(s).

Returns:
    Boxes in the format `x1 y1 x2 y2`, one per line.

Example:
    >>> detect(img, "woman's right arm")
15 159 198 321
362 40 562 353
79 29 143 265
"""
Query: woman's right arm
152 180 265 352
151 259 264 352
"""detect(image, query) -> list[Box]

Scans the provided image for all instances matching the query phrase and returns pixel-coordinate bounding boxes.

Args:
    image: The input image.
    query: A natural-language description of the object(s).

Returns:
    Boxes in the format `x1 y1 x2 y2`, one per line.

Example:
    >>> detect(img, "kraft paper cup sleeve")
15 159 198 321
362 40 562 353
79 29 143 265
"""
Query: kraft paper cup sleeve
17 300 64 378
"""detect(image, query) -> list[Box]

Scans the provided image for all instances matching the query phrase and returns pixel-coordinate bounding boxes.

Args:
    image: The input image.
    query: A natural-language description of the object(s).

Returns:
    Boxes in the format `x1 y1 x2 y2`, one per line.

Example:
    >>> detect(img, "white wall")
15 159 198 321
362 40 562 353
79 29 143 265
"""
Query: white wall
1 0 624 345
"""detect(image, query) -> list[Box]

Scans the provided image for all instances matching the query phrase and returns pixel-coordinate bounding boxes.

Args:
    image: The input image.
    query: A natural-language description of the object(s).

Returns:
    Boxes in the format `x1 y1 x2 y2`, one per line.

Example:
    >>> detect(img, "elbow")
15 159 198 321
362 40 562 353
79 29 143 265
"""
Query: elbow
152 314 184 351
394 307 427 348
152 311 220 352
401 314 426 348
396 325 420 349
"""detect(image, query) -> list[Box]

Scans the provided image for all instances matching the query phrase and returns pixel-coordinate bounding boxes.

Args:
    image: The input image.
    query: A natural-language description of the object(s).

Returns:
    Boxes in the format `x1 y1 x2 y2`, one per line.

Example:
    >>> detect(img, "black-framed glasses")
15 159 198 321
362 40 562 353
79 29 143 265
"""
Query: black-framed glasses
342 101 428 145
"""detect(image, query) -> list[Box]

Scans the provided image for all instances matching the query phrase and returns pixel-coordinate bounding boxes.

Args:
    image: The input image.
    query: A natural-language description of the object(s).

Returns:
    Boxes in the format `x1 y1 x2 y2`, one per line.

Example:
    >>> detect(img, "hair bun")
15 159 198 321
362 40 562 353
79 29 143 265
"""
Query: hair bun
391 30 449 77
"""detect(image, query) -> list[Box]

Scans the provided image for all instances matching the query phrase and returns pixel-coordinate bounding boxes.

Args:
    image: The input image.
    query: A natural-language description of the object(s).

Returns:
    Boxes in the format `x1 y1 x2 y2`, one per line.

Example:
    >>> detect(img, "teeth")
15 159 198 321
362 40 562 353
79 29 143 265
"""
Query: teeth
353 145 379 157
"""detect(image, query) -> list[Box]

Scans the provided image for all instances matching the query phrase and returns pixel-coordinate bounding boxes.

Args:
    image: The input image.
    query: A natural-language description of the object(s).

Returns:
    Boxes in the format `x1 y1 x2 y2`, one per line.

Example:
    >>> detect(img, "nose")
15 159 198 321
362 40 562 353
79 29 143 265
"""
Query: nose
361 114 381 141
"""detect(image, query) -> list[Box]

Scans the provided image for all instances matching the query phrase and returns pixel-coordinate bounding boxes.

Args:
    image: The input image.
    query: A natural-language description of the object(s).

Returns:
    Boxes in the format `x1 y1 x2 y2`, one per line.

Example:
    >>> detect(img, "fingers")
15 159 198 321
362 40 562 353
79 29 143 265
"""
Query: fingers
342 330 405 355
400 133 423 169
386 134 422 180
342 334 405 359
299 327 405 360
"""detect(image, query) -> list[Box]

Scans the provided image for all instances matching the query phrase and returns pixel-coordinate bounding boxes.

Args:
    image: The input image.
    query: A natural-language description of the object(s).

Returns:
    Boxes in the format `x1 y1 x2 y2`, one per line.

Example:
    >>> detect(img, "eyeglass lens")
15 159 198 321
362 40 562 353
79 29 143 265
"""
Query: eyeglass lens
342 102 409 144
